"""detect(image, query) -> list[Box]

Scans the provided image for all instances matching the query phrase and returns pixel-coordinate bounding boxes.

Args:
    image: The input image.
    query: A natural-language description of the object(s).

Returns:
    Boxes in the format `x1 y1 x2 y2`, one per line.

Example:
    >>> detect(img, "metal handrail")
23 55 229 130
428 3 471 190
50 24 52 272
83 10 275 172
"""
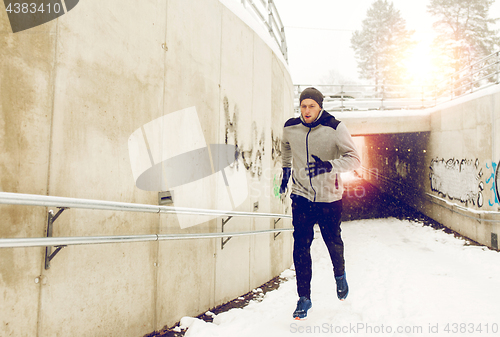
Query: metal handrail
0 192 291 219
0 192 292 249
295 50 499 111
0 229 293 248
240 0 288 62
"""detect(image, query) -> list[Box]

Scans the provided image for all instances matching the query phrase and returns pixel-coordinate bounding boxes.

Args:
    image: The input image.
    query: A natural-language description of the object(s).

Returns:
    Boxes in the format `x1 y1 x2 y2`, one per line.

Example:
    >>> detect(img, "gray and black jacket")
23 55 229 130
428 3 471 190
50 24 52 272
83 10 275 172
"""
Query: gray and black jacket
282 110 360 203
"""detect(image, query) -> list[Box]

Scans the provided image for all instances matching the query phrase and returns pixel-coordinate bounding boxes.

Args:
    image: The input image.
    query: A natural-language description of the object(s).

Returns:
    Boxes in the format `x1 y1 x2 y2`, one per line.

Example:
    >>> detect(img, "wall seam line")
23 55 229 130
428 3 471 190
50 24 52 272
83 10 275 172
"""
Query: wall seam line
249 32 255 295
153 0 171 331
37 16 61 337
214 2 225 309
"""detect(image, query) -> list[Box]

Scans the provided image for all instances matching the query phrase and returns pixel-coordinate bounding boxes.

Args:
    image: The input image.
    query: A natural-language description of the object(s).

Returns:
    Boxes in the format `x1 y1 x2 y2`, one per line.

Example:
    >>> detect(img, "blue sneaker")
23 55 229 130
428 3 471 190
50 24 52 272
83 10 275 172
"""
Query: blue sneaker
335 273 349 300
293 296 312 320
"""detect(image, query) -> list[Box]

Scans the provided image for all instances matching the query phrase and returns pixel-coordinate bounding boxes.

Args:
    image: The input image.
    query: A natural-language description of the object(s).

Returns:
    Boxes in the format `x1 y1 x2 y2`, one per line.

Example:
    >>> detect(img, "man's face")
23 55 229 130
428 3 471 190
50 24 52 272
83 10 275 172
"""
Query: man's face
300 99 322 124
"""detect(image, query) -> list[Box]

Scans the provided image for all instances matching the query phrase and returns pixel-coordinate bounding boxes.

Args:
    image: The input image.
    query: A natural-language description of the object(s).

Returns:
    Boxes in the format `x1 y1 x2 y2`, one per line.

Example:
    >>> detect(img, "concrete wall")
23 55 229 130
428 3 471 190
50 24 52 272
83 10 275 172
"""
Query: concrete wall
361 88 500 249
341 111 430 137
0 0 294 336
361 132 430 205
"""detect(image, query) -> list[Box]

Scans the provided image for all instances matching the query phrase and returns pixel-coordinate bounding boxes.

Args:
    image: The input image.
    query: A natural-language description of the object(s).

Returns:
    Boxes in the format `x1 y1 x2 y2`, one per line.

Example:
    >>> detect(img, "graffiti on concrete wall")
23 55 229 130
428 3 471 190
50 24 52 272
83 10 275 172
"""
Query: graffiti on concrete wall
273 174 281 198
485 161 499 206
395 157 410 179
497 161 500 206
224 96 238 152
271 130 283 199
429 158 484 207
223 96 265 178
271 129 282 167
128 106 249 228
241 122 265 177
497 162 500 206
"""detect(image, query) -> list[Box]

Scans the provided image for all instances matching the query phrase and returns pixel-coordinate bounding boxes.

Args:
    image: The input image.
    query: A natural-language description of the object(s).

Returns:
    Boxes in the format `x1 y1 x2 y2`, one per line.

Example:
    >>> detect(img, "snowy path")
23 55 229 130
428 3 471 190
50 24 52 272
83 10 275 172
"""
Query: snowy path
179 218 500 336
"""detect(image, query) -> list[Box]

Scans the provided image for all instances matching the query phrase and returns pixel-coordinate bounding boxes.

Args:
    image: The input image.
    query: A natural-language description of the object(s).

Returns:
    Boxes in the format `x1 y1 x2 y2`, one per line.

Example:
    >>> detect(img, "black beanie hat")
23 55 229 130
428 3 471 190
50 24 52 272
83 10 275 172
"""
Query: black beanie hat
299 87 324 108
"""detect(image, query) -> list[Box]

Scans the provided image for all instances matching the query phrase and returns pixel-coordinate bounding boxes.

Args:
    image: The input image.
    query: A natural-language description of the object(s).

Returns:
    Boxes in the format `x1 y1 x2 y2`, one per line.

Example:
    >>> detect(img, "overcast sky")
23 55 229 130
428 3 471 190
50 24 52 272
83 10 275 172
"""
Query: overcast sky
273 0 500 85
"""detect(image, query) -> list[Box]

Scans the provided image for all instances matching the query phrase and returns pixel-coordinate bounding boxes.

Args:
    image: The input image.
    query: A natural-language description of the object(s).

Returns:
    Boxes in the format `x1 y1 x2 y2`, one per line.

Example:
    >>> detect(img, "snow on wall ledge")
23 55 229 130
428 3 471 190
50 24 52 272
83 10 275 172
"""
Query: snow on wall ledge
337 85 500 136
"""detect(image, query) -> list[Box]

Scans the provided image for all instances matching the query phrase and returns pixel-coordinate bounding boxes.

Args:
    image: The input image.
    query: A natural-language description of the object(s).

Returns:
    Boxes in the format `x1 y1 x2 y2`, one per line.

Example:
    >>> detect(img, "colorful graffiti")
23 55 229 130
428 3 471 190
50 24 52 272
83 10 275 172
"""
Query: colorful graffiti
429 158 484 207
485 161 499 206
497 162 500 205
273 174 280 198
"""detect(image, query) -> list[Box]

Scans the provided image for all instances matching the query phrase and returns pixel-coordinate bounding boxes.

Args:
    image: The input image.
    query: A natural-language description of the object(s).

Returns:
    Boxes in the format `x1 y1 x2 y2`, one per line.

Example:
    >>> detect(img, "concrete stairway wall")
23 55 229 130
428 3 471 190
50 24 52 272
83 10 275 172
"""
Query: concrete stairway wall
0 0 294 335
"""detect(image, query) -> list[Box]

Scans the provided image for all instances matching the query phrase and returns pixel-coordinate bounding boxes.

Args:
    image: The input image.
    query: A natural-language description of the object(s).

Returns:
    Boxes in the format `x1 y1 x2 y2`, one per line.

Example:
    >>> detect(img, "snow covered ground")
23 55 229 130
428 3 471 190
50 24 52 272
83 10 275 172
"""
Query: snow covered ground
177 218 500 336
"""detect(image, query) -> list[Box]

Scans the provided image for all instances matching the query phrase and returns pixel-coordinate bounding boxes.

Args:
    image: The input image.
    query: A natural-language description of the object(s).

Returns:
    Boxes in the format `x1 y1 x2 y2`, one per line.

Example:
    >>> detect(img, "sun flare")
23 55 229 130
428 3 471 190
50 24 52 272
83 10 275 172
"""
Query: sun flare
404 39 434 85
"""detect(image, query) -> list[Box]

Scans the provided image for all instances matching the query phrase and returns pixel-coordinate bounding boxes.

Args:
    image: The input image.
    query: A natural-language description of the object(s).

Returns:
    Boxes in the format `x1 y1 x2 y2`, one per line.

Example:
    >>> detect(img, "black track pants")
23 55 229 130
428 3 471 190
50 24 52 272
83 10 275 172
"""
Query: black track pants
292 194 345 299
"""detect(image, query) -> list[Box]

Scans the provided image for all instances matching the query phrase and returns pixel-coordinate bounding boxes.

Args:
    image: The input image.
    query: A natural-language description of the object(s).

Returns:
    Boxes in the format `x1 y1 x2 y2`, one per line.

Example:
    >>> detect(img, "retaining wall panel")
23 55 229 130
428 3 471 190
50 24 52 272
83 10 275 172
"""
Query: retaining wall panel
38 242 157 337
214 227 251 305
156 231 216 329
0 242 42 337
47 0 166 203
212 4 255 307
0 7 57 336
0 0 294 334
250 218 272 291
248 35 273 290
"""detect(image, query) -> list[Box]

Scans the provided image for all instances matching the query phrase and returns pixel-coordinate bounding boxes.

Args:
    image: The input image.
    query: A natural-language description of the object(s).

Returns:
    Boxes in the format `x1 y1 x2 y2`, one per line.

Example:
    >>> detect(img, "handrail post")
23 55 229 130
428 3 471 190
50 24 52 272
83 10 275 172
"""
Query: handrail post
470 64 474 93
450 75 453 100
434 84 437 107
497 51 500 84
421 85 424 109
237 0 288 62
340 84 344 111
273 218 281 240
281 26 287 62
45 208 68 269
267 0 273 35
380 84 385 110
221 216 233 249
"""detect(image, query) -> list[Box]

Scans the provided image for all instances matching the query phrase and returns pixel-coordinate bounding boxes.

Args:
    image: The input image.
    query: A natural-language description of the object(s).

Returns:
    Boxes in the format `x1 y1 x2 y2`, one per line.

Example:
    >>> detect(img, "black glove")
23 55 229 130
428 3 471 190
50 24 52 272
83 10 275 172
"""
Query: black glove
306 155 332 178
280 167 291 194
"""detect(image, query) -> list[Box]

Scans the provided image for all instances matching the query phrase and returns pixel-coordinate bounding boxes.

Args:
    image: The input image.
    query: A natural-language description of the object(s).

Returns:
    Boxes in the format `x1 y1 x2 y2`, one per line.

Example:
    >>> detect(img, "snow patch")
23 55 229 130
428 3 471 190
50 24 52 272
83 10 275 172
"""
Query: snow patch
182 218 500 337
335 83 500 119
279 268 295 280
